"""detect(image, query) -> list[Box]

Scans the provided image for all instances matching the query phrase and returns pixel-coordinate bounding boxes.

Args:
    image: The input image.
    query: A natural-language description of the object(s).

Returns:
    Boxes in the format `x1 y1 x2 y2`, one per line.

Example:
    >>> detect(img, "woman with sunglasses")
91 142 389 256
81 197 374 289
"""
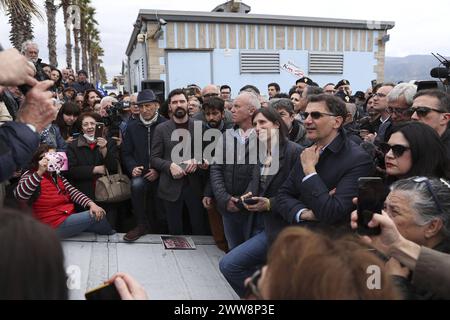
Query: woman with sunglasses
14 144 114 238
219 107 303 297
243 227 400 299
380 121 450 185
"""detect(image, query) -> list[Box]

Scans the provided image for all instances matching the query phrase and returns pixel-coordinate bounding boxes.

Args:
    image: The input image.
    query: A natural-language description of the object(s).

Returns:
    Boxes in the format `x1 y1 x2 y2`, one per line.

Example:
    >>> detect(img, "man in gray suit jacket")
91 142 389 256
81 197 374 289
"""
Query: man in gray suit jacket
151 89 209 235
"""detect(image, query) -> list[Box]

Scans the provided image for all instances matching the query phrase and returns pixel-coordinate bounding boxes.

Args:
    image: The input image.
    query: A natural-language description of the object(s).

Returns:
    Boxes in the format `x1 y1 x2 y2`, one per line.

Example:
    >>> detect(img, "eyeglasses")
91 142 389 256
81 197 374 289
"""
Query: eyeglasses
413 177 444 215
244 269 262 299
373 92 387 98
410 106 446 117
379 142 410 158
303 111 338 120
386 107 414 116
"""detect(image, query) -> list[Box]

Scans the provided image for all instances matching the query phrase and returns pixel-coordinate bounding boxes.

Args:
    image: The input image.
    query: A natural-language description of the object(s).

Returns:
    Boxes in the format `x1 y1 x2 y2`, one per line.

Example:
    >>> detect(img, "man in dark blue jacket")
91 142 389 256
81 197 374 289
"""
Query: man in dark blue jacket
122 89 167 241
275 94 374 238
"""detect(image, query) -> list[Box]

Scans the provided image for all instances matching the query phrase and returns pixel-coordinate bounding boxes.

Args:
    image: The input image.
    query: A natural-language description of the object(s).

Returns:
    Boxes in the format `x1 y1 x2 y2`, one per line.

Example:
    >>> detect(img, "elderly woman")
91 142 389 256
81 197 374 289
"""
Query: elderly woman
381 176 450 299
65 112 119 227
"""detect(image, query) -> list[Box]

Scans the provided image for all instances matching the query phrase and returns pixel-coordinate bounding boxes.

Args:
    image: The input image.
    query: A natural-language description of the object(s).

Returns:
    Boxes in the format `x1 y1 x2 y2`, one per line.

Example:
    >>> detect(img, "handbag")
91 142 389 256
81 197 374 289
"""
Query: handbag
95 161 131 203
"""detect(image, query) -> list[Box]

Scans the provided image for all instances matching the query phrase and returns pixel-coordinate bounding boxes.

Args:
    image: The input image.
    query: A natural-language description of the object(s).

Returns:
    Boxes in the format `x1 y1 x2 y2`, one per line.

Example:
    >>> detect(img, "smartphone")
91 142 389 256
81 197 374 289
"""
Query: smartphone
357 177 385 236
178 162 188 171
85 283 121 300
94 122 105 139
71 132 80 138
243 198 258 205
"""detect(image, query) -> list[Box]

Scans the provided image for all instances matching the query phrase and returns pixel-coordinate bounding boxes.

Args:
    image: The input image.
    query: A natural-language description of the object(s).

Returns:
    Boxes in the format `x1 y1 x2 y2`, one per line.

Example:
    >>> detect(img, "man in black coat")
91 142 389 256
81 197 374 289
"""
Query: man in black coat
411 89 450 159
122 89 167 241
151 89 208 235
275 94 374 238
71 70 94 94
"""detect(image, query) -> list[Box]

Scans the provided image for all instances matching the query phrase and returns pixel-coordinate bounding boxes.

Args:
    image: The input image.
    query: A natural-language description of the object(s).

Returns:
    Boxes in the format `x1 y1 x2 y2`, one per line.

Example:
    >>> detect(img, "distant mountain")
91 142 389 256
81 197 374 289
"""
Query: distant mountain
384 55 448 83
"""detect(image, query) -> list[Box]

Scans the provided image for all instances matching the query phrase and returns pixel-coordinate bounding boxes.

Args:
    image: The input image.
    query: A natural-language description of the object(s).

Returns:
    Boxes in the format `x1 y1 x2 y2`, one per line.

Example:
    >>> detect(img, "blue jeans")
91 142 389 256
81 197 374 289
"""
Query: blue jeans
219 230 268 297
56 210 114 239
222 210 264 250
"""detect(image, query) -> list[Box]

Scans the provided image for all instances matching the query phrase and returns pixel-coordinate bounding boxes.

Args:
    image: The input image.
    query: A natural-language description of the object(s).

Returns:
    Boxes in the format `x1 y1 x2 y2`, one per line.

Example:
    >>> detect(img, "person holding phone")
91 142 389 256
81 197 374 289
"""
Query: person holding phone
219 107 303 297
14 144 114 238
352 176 450 300
54 102 81 143
65 112 119 228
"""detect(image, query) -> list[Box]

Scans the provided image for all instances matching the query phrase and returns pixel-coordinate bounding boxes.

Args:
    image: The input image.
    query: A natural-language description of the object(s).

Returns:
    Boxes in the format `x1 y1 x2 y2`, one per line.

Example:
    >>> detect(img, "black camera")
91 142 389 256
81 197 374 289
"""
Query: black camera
416 53 450 93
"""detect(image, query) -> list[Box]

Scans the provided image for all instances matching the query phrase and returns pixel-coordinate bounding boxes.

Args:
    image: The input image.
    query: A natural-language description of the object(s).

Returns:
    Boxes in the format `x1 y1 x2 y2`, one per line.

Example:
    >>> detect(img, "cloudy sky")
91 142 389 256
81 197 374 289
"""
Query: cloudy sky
1 0 448 81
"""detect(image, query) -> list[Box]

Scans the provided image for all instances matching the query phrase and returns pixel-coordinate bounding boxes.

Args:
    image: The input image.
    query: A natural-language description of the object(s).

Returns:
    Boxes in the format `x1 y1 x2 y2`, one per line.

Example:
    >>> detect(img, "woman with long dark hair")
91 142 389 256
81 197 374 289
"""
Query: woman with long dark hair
381 121 450 184
219 107 303 297
54 102 81 143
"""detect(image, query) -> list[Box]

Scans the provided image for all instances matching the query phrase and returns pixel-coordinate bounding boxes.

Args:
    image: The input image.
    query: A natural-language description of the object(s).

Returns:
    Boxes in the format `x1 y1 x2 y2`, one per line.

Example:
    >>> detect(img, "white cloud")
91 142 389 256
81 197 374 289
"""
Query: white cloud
1 0 448 81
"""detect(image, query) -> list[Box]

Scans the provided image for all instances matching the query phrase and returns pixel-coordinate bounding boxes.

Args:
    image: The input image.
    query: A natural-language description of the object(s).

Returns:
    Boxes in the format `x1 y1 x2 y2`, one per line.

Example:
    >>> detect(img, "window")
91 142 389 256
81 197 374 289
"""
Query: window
308 52 344 74
240 51 280 74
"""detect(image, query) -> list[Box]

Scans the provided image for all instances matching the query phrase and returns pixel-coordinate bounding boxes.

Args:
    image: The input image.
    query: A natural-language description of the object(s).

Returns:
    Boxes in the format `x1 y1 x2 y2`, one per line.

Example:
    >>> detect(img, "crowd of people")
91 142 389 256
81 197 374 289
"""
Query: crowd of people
1 39 450 300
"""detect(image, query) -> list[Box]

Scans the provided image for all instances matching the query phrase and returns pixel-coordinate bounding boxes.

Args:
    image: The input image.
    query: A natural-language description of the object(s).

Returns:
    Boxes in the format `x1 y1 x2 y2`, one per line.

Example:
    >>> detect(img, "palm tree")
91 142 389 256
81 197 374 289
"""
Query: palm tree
0 0 42 50
45 0 58 66
72 0 81 72
60 0 72 68
77 0 91 72
86 23 100 81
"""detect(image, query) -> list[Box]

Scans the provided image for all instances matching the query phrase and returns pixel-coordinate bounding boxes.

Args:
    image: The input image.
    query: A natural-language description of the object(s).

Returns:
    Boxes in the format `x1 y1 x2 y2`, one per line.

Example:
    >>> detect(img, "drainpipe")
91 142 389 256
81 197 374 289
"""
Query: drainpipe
141 23 149 81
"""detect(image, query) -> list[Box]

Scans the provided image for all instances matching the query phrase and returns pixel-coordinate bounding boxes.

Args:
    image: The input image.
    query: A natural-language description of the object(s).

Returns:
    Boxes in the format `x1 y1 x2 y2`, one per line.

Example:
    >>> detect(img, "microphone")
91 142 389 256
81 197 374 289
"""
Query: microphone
430 67 450 79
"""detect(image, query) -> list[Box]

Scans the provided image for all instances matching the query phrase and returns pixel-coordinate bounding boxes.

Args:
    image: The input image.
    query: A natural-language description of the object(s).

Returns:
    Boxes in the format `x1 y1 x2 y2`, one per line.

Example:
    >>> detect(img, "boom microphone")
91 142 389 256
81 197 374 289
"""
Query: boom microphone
430 67 450 79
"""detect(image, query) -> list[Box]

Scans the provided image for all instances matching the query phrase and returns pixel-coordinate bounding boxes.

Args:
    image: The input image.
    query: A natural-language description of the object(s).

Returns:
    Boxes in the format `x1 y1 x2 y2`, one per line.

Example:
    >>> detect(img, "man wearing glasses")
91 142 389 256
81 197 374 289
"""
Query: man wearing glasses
276 94 373 233
377 83 418 143
411 89 450 158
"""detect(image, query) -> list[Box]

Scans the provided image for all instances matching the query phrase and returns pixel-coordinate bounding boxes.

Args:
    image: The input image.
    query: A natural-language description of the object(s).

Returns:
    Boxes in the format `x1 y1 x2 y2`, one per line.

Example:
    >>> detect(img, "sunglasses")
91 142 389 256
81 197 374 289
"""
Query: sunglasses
413 177 444 215
410 106 446 117
386 107 414 116
244 269 262 299
379 143 410 158
303 111 337 120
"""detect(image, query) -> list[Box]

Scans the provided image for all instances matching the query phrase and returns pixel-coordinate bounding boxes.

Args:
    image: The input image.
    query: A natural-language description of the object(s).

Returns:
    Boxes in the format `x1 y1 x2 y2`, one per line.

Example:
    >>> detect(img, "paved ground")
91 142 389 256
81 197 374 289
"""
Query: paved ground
62 233 239 300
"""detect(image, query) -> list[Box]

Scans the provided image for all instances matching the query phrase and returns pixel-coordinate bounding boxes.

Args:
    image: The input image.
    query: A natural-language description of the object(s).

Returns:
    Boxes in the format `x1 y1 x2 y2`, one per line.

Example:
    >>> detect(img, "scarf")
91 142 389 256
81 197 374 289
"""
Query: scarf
140 112 159 127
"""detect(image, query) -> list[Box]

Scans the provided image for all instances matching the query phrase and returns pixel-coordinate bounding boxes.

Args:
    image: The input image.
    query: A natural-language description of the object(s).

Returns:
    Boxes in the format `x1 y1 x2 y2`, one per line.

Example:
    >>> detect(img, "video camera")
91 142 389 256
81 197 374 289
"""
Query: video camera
416 53 449 93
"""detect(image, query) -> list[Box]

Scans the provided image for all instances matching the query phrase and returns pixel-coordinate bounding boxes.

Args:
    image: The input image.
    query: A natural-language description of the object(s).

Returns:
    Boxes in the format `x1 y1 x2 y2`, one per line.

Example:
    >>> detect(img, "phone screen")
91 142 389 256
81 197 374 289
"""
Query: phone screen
85 283 121 300
94 123 105 139
357 177 385 236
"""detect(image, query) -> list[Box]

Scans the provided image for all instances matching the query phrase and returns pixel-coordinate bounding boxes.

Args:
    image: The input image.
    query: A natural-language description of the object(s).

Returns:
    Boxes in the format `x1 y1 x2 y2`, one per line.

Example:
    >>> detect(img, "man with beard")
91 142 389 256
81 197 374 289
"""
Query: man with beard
151 89 209 235
275 94 373 239
122 89 167 241
201 97 233 252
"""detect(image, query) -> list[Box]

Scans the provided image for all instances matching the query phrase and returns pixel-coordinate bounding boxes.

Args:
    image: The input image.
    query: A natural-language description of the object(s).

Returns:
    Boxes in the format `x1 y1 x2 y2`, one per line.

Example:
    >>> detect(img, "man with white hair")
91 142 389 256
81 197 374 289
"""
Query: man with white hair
210 91 261 250
21 40 39 63
377 82 417 143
